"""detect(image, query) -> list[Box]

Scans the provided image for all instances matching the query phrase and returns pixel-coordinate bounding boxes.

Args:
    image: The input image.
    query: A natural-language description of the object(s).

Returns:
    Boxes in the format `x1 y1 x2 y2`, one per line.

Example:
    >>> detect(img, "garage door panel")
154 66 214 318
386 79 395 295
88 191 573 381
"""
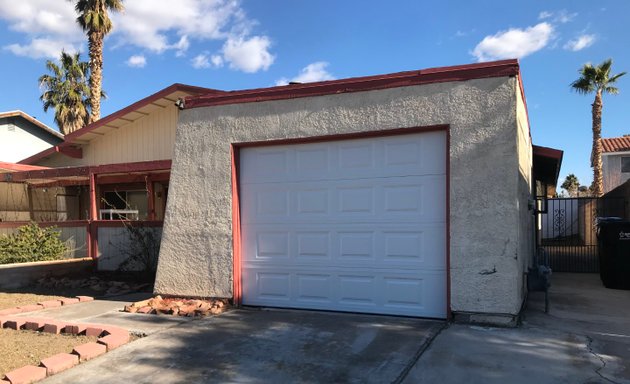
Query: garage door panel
242 224 445 269
240 175 446 224
242 267 446 318
240 131 446 318
240 131 445 184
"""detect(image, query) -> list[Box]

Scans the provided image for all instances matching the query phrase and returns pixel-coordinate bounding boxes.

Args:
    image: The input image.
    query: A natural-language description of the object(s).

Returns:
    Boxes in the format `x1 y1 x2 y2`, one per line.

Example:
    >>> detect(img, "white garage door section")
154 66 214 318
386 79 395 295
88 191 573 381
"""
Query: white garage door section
239 131 447 318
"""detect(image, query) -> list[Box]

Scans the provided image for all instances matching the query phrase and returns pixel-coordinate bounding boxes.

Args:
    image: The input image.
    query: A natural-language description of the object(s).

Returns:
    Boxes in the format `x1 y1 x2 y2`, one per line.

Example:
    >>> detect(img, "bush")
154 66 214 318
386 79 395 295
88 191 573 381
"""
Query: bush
0 222 68 265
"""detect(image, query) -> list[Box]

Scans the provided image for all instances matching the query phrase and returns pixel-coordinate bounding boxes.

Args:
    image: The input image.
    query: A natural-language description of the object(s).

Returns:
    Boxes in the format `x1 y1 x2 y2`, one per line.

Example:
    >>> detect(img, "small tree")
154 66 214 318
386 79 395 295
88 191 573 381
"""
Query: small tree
561 174 580 197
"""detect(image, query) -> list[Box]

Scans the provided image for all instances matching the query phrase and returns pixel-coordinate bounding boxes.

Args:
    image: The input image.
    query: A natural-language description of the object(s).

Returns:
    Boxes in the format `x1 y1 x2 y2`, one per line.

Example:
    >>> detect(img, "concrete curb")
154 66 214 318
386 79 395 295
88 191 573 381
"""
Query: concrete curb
0 296 132 384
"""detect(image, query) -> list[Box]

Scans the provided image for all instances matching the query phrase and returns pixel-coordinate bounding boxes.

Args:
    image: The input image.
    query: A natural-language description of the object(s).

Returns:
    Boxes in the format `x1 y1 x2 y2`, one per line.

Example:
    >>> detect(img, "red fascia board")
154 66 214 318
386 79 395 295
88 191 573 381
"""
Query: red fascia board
56 145 83 159
533 145 563 160
183 59 520 109
3 160 172 183
0 162 49 172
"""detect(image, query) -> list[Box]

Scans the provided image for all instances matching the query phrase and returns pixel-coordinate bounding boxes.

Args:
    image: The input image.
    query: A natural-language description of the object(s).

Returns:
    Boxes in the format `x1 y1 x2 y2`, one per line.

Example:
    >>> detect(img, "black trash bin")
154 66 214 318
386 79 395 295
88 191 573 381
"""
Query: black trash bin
597 217 630 289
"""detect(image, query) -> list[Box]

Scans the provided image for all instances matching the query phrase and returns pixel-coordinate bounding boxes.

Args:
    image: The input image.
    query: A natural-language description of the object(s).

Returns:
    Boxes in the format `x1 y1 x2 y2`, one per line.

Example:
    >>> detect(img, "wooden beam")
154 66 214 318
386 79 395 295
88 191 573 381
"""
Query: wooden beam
147 177 156 220
56 145 83 159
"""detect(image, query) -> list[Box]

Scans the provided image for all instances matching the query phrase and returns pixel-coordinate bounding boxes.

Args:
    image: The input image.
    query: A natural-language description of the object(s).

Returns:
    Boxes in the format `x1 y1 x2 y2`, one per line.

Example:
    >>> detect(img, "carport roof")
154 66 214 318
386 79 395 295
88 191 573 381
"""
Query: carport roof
533 145 563 186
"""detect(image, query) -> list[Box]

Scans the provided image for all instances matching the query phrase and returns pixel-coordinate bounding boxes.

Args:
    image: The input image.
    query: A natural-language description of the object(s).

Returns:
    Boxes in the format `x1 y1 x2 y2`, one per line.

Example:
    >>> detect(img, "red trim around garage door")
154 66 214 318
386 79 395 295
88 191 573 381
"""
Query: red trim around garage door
230 125 451 318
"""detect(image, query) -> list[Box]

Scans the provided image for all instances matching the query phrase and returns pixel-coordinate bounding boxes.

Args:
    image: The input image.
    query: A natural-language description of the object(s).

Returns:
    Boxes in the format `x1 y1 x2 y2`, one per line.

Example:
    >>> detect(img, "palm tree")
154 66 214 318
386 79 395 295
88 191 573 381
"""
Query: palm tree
561 174 580 197
39 51 91 135
571 59 626 196
72 0 124 123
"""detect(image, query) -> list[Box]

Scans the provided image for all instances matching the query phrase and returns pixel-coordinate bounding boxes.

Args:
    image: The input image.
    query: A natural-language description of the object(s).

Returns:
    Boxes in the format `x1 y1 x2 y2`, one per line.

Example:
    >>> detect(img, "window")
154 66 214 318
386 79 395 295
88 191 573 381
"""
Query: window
101 188 148 220
622 157 630 173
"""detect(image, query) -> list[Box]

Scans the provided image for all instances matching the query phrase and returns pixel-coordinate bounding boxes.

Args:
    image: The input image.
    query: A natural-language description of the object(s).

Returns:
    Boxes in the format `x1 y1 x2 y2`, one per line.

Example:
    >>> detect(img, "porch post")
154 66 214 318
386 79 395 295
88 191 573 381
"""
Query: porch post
87 173 98 259
146 175 156 221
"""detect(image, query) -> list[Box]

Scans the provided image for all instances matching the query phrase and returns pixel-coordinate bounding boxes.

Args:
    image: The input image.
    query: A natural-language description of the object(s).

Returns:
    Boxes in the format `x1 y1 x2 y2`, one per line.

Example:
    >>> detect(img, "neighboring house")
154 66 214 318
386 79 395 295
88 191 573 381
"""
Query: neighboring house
602 135 630 193
153 59 562 326
0 84 220 266
0 110 63 163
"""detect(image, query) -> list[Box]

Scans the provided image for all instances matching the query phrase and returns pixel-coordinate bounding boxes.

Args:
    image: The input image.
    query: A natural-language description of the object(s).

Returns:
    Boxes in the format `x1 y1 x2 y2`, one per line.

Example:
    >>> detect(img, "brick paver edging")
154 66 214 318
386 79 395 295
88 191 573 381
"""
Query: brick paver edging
0 296 132 384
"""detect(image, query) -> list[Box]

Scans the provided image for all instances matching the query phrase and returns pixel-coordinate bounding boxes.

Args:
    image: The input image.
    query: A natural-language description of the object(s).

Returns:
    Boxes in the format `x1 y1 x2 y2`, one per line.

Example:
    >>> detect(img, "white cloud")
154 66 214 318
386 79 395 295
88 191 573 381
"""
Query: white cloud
192 54 210 69
191 53 224 69
4 38 79 59
276 62 335 86
563 34 595 51
0 0 276 72
538 9 577 23
126 54 147 68
222 35 274 73
472 22 554 62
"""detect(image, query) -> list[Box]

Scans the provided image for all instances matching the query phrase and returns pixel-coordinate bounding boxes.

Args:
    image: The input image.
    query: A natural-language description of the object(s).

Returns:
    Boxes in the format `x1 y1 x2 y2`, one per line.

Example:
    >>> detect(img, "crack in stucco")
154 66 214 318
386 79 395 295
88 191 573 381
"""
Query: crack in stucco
479 266 497 275
586 335 619 384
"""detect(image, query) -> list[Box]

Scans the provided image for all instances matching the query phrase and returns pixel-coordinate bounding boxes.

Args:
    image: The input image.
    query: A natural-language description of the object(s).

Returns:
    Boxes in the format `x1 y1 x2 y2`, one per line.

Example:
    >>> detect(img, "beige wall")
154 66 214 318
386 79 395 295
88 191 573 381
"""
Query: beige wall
156 76 534 323
0 120 60 163
37 104 179 167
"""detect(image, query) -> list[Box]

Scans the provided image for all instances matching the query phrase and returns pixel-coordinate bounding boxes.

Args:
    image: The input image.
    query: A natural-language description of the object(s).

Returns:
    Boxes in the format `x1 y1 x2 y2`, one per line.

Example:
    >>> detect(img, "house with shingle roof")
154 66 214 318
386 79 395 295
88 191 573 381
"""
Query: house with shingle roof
602 135 630 193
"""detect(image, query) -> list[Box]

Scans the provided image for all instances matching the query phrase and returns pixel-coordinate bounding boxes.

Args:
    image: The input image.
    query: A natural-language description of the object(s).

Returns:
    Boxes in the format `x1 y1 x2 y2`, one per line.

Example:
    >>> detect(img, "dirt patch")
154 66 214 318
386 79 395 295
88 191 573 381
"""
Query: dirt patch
0 293 65 310
0 328 96 377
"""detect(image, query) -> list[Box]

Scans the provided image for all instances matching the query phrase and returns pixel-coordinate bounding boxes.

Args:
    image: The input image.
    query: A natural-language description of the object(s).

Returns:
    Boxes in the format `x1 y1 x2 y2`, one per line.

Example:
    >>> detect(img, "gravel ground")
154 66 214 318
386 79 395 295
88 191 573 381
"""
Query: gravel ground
0 292 64 310
0 329 96 377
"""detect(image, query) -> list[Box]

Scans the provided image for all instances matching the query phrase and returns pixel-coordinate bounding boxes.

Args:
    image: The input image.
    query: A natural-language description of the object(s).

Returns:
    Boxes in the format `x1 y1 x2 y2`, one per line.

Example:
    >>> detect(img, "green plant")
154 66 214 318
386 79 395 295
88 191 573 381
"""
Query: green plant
0 222 68 264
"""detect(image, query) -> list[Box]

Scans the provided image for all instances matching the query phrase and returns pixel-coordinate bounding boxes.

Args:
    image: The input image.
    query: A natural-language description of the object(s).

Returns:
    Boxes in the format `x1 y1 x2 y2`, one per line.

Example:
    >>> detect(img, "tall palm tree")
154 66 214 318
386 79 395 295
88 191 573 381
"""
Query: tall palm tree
39 51 91 135
571 59 626 196
73 0 124 123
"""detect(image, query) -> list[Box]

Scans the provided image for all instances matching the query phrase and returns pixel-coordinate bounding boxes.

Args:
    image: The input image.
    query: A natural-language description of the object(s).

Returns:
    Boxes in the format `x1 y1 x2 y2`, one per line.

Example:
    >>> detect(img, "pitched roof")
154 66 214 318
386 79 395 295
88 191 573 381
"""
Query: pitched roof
0 110 64 140
602 136 630 153
0 161 49 173
19 83 221 165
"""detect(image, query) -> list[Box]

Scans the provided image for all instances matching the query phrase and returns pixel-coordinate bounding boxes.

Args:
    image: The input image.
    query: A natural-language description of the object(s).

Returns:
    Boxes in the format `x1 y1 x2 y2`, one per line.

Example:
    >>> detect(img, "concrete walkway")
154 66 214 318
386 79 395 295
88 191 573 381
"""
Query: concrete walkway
404 273 630 383
33 273 630 383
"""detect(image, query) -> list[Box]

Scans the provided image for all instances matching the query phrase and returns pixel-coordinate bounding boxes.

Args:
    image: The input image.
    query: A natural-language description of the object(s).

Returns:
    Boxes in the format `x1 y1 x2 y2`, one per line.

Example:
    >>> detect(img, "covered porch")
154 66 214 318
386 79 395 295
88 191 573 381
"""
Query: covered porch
0 160 170 270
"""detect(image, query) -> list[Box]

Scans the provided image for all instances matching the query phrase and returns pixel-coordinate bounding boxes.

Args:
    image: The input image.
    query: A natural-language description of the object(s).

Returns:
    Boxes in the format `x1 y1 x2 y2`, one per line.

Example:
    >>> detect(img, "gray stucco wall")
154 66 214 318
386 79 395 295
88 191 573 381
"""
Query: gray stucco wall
155 76 531 318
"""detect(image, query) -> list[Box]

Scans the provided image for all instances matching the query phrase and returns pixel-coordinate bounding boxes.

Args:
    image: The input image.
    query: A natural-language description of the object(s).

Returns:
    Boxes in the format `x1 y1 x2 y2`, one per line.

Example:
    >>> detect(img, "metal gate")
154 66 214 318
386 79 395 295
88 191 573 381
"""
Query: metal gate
539 197 626 272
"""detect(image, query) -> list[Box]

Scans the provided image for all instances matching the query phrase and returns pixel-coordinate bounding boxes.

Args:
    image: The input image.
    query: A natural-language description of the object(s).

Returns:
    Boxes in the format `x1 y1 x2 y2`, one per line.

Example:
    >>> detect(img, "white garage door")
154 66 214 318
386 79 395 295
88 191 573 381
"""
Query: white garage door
240 131 447 318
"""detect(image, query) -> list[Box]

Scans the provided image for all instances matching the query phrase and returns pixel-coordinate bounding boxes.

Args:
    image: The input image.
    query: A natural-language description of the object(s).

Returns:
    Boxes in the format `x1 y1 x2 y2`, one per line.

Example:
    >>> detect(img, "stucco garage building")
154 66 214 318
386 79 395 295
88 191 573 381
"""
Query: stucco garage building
155 59 554 325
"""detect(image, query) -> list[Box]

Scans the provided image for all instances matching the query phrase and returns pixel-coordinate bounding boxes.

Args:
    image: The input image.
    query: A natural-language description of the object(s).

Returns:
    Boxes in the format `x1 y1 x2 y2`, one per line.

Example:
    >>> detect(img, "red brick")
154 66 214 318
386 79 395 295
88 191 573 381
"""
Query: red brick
60 298 80 306
4 319 26 330
85 326 104 337
23 318 48 331
42 321 67 334
76 296 94 302
102 326 128 337
16 304 44 313
72 342 107 362
40 353 79 375
64 324 88 335
4 365 47 384
97 333 129 351
0 308 21 316
1 379 10 384
0 317 8 328
37 300 62 309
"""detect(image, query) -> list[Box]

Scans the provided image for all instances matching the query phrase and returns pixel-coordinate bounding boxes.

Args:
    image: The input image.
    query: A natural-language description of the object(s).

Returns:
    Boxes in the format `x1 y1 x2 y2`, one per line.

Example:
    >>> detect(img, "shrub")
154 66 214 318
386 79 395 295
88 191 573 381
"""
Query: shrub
0 222 68 265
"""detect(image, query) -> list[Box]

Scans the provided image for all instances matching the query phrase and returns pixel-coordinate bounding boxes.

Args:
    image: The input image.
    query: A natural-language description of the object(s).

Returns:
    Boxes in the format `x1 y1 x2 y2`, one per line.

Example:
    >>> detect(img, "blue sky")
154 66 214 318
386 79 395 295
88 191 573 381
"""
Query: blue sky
0 1 628 187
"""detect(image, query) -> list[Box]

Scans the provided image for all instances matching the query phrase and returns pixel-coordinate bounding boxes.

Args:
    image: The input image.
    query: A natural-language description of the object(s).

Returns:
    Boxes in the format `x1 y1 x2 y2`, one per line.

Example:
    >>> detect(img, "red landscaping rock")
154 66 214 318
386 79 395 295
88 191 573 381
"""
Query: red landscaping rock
76 296 94 302
17 305 44 313
3 365 47 384
37 300 62 309
4 319 26 330
97 333 130 351
0 308 21 316
64 324 88 335
60 298 80 306
72 342 107 362
85 326 104 337
40 353 79 375
42 321 67 334
137 306 153 314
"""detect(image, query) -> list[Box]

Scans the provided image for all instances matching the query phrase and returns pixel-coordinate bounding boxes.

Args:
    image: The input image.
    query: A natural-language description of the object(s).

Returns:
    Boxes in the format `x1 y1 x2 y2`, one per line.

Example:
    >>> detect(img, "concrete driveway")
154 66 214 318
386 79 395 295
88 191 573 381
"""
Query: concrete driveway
40 273 630 383
42 308 444 383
